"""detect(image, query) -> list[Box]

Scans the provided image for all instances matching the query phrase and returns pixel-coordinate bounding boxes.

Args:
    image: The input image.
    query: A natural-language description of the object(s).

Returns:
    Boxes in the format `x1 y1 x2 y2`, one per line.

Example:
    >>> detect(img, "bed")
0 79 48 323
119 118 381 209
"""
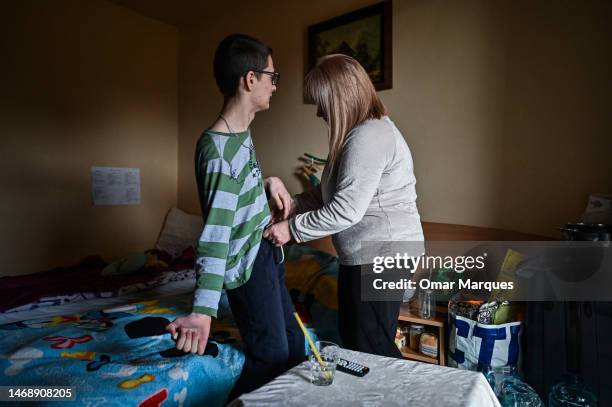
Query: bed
0 208 339 406
0 293 243 406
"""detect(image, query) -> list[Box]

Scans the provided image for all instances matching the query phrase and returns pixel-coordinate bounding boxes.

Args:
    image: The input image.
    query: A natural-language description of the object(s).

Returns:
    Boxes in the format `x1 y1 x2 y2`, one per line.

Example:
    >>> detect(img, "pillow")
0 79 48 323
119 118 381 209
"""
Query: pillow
101 253 147 276
101 253 169 276
156 208 203 257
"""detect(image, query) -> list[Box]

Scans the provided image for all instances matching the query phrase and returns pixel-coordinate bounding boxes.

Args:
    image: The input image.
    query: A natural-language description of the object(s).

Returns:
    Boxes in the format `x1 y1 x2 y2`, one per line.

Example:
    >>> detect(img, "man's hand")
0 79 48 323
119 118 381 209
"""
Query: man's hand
166 313 211 355
265 177 296 222
263 220 292 246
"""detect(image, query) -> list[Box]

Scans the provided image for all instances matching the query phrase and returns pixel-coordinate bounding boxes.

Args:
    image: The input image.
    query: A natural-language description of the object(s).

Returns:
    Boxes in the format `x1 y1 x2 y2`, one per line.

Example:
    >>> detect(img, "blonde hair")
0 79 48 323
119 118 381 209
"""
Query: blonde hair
304 54 386 165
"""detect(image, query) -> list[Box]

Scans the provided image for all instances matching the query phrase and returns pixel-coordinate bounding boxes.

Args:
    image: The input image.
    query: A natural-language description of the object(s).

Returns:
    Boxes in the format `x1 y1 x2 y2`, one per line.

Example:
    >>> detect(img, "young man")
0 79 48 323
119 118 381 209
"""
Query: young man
166 34 304 397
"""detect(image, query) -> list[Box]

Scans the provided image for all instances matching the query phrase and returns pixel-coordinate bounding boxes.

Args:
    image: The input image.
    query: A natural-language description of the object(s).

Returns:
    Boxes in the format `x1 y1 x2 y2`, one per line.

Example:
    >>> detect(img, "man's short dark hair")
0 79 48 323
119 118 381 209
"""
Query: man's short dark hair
214 34 272 97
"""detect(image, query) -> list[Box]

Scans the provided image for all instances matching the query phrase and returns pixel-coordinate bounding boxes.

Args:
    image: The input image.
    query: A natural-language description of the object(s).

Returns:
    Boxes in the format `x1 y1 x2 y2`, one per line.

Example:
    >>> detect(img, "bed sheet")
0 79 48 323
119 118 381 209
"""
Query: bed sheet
0 278 197 326
0 244 336 406
0 293 244 407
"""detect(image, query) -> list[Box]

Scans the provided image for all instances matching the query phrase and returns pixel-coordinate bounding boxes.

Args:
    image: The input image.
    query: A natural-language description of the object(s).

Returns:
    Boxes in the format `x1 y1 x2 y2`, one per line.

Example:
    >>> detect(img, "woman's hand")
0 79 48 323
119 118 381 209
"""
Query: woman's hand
263 220 293 246
166 313 211 355
265 177 296 222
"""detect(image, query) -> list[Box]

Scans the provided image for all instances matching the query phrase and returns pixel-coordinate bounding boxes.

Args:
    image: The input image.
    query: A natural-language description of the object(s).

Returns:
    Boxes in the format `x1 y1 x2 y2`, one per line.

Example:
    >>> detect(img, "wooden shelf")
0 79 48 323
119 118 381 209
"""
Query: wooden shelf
398 303 447 327
398 302 447 366
400 346 439 365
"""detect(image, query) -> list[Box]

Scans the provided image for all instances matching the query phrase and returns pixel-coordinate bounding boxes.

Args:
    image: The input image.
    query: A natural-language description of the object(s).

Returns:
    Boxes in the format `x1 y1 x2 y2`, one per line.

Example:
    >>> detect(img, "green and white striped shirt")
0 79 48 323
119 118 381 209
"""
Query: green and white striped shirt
193 129 270 317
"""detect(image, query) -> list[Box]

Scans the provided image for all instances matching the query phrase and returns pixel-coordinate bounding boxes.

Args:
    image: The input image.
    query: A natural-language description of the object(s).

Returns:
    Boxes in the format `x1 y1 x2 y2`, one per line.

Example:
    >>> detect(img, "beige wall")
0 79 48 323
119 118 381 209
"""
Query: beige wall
500 0 612 236
177 0 508 225
5 0 604 277
0 0 178 276
177 0 611 238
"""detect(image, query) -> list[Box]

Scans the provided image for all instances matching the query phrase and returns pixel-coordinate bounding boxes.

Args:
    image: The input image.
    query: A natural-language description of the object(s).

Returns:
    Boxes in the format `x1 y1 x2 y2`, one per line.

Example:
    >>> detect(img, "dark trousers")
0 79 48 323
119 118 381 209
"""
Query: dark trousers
338 264 402 358
226 239 305 399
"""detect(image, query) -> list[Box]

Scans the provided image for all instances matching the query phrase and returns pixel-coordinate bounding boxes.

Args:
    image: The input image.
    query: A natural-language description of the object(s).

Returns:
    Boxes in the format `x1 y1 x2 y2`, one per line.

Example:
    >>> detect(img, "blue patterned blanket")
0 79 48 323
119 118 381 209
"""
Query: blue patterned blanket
0 245 336 406
0 293 243 406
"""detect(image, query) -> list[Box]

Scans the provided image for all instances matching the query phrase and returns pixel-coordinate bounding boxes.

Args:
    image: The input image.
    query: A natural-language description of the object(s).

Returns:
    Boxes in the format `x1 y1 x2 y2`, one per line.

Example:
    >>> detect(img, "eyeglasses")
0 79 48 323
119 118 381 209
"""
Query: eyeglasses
254 70 280 86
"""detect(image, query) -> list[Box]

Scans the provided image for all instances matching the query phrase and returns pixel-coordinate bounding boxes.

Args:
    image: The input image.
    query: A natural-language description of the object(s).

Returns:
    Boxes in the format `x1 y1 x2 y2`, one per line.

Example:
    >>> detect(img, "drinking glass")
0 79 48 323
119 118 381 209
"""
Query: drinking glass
308 341 340 386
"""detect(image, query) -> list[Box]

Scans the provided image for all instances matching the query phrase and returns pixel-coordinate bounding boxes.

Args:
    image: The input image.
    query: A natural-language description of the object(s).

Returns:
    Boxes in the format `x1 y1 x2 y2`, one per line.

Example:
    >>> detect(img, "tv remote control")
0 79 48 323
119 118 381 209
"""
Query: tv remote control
336 358 369 377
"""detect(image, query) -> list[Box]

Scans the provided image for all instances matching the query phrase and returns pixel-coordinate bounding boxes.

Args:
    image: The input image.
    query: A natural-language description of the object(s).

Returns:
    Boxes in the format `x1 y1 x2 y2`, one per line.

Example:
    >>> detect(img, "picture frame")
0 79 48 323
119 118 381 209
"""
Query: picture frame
307 0 392 92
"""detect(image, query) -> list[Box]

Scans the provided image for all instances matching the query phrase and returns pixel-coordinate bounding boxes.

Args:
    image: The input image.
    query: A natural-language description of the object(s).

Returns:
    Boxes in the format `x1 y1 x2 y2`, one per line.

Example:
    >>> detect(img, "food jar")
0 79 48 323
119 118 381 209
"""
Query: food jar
395 328 406 349
419 331 438 358
409 324 424 350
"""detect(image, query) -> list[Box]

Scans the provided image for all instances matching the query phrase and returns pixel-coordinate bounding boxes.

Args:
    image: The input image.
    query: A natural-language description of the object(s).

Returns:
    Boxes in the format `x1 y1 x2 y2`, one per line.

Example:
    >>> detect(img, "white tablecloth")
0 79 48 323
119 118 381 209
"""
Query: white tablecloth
232 349 500 407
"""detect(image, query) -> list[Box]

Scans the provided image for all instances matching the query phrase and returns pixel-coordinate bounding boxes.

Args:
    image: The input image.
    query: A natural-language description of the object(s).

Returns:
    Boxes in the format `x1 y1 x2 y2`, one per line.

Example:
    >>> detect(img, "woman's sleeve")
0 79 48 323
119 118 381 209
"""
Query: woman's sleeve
289 127 392 243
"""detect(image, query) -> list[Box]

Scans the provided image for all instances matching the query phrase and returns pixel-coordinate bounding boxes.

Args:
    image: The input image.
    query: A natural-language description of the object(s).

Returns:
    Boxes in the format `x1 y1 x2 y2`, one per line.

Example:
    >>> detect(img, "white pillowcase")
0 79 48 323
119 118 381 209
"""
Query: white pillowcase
156 208 203 257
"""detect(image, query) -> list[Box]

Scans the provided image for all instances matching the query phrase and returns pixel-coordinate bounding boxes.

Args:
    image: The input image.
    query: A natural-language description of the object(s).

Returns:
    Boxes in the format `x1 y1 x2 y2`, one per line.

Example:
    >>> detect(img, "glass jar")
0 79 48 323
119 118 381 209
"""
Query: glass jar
394 327 406 349
409 324 424 350
419 289 436 319
483 365 544 407
549 374 598 407
419 332 438 358
399 325 409 349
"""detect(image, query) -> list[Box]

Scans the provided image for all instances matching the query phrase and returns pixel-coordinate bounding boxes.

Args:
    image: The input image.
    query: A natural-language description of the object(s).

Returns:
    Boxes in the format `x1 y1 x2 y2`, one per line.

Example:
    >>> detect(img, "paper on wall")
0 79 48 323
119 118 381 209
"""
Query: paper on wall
91 166 140 206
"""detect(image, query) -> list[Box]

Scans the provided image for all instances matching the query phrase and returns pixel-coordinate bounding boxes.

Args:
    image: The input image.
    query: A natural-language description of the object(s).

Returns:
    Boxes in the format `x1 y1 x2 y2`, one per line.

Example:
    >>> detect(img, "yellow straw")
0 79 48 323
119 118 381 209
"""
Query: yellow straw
293 312 332 379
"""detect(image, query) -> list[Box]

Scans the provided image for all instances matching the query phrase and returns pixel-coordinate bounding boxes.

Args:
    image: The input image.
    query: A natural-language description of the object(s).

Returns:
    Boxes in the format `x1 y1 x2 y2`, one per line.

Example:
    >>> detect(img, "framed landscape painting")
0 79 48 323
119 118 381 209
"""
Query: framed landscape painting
307 0 392 91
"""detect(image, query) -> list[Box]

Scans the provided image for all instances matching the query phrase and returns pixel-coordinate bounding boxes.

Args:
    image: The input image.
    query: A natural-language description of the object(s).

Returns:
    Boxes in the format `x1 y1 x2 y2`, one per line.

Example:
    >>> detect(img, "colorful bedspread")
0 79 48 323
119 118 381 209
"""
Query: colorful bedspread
0 293 244 406
0 244 338 406
284 245 341 345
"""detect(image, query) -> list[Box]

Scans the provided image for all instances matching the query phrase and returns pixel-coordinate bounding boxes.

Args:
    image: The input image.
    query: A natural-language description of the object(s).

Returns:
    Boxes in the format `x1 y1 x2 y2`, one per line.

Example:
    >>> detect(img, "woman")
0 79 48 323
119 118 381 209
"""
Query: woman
264 54 423 358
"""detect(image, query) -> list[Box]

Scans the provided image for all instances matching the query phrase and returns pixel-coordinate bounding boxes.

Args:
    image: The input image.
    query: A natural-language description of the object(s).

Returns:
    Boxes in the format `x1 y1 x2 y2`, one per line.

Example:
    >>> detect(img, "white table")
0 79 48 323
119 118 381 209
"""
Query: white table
231 349 500 407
